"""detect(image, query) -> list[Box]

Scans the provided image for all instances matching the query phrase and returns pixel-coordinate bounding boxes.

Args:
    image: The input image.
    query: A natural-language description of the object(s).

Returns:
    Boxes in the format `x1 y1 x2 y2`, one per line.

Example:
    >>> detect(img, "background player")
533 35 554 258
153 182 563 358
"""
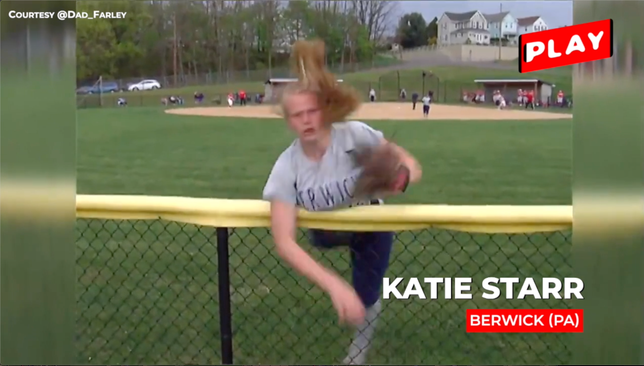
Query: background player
421 92 431 117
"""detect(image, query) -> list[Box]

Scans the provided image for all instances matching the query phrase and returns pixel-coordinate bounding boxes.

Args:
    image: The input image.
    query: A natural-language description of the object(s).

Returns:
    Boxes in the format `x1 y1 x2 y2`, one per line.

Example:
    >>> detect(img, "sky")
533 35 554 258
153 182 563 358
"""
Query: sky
397 1 573 29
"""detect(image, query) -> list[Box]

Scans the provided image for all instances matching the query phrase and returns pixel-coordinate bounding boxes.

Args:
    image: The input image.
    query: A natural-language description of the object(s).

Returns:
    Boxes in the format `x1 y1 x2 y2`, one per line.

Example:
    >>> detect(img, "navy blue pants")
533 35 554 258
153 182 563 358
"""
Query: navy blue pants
309 229 394 308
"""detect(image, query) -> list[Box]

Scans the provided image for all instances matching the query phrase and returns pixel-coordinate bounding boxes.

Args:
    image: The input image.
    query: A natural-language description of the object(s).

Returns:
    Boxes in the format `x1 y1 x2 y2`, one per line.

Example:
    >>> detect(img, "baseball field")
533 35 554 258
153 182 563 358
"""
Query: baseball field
76 102 572 364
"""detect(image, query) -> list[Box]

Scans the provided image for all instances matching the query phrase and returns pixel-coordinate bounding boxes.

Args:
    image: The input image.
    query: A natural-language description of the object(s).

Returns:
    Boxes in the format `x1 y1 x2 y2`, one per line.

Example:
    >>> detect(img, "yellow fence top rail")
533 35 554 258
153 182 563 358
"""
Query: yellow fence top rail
76 195 572 233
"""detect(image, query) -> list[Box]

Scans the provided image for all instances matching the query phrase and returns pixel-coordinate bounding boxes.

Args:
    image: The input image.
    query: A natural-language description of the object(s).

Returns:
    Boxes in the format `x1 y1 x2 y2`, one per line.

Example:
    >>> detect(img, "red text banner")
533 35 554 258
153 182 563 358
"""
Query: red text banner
519 19 613 73
466 309 584 333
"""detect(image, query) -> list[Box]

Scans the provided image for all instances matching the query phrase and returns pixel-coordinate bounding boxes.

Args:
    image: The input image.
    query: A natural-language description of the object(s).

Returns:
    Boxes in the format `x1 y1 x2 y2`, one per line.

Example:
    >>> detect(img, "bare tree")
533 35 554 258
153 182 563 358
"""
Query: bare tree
76 0 397 83
260 0 279 77
352 0 398 63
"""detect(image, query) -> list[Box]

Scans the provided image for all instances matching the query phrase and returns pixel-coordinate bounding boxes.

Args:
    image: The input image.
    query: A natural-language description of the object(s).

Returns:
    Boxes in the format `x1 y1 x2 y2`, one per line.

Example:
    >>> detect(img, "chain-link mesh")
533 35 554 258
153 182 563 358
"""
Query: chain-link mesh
77 219 572 365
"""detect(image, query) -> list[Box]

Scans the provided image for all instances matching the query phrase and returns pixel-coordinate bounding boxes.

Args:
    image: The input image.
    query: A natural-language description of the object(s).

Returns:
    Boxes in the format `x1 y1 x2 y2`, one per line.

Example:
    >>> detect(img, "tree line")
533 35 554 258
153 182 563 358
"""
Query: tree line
76 0 400 83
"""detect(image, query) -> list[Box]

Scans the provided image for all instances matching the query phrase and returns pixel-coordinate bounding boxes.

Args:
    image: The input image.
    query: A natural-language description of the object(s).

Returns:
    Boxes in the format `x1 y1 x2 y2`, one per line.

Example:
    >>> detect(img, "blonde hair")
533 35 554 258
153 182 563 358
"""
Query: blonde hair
276 39 361 124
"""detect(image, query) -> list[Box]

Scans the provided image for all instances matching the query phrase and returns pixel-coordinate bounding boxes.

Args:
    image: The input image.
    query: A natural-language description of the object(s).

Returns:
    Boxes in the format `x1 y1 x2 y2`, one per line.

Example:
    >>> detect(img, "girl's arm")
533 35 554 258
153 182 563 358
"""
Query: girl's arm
269 199 366 325
269 200 342 293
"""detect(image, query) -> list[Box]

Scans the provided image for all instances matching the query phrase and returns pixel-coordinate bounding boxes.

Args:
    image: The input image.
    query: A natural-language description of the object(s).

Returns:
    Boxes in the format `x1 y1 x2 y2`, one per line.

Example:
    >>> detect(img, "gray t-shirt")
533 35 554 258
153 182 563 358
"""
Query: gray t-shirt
263 121 384 212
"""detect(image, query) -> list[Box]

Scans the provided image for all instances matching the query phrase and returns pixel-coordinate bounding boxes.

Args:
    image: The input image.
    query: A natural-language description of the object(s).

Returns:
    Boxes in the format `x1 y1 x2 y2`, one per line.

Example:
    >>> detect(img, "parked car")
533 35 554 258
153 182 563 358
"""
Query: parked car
76 86 93 95
85 81 120 94
128 79 161 91
98 81 120 93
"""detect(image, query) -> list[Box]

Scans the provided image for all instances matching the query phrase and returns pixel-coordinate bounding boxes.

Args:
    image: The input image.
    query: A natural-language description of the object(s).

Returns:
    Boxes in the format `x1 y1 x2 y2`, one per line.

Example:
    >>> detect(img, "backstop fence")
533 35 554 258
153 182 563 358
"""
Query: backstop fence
76 195 573 365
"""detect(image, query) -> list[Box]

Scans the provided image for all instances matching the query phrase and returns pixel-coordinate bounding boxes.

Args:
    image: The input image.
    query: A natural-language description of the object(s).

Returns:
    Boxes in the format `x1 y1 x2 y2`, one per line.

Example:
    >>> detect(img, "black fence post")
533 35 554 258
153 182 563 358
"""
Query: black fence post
396 71 400 94
422 71 426 96
216 227 234 364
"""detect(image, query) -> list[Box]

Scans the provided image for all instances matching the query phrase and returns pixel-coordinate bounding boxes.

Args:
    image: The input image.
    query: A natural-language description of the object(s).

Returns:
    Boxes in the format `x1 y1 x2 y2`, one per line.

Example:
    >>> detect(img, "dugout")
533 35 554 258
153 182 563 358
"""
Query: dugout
264 78 344 103
473 79 555 105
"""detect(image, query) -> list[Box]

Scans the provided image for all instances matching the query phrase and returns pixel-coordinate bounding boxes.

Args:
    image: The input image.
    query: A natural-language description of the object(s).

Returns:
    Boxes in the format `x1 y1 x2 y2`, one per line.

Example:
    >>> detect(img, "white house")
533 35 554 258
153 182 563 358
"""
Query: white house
483 11 518 43
517 16 548 35
437 11 491 45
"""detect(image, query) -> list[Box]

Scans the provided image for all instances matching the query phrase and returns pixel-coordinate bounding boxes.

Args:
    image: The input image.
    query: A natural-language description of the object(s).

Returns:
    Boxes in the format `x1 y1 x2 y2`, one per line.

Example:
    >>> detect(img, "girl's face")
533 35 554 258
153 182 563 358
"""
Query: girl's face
284 91 325 143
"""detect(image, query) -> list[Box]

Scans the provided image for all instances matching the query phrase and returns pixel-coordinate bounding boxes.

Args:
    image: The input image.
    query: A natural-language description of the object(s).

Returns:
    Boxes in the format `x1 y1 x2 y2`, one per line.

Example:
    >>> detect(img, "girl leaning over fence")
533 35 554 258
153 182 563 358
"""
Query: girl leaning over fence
262 39 422 365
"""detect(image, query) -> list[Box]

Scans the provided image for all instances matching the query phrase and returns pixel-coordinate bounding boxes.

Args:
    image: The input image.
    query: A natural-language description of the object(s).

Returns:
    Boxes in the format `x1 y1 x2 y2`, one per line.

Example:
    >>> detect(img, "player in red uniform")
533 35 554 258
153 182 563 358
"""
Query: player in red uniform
557 90 564 106
525 90 535 110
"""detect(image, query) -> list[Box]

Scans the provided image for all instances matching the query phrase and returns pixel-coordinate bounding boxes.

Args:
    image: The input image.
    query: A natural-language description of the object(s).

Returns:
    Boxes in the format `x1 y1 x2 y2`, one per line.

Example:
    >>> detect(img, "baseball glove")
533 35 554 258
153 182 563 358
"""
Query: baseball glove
353 142 410 199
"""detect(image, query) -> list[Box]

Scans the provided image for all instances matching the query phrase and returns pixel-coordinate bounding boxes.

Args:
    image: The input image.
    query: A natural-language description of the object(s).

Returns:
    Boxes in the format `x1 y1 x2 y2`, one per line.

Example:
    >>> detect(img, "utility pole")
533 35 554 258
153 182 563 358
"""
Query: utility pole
173 12 178 87
498 3 503 60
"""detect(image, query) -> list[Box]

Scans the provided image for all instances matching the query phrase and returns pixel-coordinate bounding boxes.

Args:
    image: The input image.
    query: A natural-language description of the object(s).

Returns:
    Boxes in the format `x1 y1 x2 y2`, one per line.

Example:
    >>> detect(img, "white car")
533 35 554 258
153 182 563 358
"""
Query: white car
128 79 161 91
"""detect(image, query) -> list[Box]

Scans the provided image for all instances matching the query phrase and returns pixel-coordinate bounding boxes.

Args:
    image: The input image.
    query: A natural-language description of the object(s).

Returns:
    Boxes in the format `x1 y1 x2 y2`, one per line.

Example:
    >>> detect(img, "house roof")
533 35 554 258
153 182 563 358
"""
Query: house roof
474 78 555 86
517 16 541 26
444 11 478 22
451 28 490 35
483 12 510 23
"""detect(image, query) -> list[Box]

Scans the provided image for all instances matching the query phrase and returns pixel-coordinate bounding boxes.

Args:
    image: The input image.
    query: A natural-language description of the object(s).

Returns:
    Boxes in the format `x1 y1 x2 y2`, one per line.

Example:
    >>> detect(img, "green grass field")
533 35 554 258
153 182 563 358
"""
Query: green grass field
76 107 572 364
77 65 573 109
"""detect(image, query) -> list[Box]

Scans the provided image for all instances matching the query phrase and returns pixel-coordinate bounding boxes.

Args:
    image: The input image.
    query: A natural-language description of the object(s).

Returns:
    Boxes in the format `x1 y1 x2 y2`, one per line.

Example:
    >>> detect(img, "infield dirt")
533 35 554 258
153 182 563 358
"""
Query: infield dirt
166 102 572 121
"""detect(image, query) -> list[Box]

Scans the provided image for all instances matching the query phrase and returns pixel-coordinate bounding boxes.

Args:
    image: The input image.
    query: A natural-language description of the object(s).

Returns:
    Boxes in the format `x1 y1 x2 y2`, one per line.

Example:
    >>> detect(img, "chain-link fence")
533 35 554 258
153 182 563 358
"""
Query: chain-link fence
78 58 401 91
377 70 478 104
75 81 571 110
77 219 572 365
76 81 379 109
75 79 476 109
